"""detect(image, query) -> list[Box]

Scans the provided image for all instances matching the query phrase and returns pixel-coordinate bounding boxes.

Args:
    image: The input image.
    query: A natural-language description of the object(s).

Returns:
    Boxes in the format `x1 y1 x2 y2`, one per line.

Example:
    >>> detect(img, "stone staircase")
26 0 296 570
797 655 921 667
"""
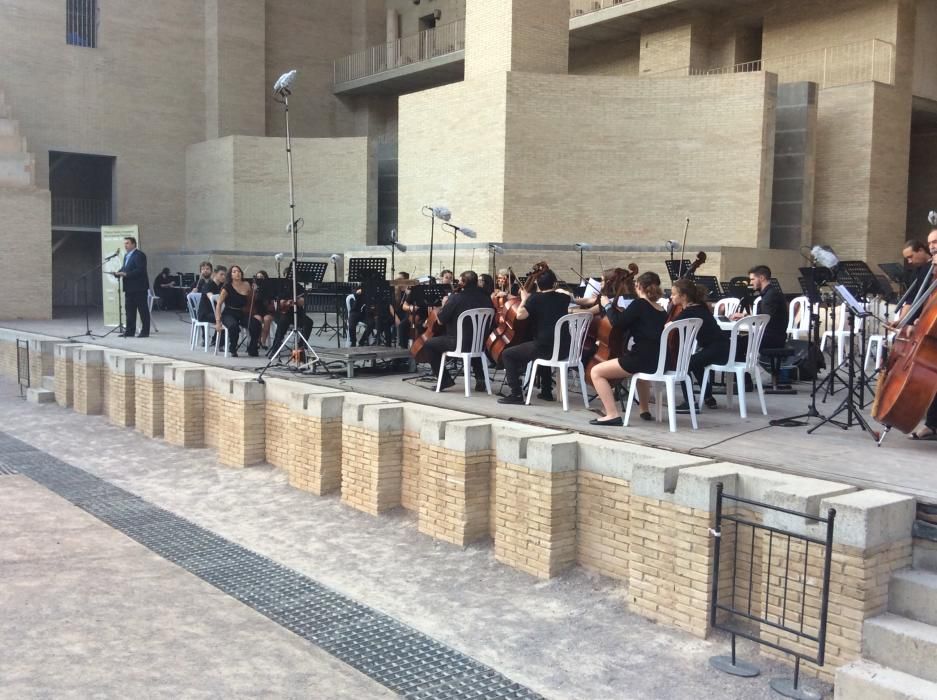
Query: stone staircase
0 89 36 188
835 545 937 699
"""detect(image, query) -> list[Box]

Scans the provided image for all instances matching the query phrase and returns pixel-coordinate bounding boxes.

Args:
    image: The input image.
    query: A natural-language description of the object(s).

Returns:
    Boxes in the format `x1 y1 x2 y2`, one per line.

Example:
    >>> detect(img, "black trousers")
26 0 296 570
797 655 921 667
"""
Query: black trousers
927 396 937 430
423 335 484 381
124 290 150 336
271 311 313 351
502 341 552 395
221 310 260 354
687 341 732 401
396 318 412 348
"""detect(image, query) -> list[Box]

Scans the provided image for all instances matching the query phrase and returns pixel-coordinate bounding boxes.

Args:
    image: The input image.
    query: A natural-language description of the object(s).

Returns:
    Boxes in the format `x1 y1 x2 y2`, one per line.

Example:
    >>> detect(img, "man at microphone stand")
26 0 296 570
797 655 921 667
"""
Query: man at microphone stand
114 236 150 338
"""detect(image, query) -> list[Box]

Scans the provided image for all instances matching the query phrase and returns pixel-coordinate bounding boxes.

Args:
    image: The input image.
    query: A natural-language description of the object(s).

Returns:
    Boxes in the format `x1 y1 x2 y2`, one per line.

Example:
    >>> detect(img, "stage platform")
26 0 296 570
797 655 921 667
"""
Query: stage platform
4 311 937 505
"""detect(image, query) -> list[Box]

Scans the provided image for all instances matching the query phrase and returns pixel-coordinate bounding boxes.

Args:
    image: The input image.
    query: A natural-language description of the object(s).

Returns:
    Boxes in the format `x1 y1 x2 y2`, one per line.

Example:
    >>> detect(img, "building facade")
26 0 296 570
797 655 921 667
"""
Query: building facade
0 0 933 318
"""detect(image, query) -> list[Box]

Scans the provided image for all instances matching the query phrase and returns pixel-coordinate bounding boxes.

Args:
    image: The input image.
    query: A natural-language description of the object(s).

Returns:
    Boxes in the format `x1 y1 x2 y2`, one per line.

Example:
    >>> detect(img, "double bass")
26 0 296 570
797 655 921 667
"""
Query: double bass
584 264 639 386
486 261 550 365
873 266 937 436
665 251 707 365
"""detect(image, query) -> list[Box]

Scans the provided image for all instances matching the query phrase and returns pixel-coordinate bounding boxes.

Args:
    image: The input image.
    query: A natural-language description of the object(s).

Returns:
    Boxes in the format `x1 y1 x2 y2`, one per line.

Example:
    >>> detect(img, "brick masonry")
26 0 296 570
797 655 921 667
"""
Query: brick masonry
418 444 494 547
163 366 205 448
217 379 266 468
576 471 631 582
73 347 104 416
134 361 173 439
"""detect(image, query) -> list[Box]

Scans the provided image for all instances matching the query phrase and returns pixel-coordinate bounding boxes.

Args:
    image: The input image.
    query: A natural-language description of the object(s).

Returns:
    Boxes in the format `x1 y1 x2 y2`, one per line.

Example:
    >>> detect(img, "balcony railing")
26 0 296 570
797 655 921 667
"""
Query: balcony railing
52 197 112 228
333 19 465 85
569 0 634 18
651 39 895 89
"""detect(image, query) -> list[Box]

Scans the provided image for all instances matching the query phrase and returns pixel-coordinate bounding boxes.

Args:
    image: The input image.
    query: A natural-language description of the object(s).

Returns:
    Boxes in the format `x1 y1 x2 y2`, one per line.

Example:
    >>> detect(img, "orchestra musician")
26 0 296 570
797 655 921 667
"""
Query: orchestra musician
438 269 454 286
347 285 374 347
498 269 578 405
588 272 668 426
400 277 432 346
193 261 213 292
900 239 933 321
668 278 730 413
731 265 788 350
197 266 226 324
153 267 184 311
214 265 261 357
392 272 412 349
252 270 276 349
268 281 314 353
492 269 516 304
479 273 495 297
423 270 493 392
910 228 937 441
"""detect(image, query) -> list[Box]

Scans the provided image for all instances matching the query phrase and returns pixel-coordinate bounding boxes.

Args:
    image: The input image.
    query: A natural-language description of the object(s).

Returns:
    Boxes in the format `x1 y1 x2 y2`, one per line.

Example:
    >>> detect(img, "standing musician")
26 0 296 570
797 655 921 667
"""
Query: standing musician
668 278 731 413
423 270 493 392
498 269 576 405
900 239 933 321
909 229 937 441
214 265 261 357
391 272 413 349
731 265 788 350
588 272 667 426
252 270 276 349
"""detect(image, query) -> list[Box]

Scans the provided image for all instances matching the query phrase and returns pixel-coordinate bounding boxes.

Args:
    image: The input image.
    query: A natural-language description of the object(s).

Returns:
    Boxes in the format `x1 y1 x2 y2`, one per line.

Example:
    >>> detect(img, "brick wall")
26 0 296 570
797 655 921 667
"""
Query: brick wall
419 443 494 547
106 354 140 428
164 368 205 449
217 379 266 468
73 347 104 416
0 189 51 320
265 400 291 469
576 471 630 581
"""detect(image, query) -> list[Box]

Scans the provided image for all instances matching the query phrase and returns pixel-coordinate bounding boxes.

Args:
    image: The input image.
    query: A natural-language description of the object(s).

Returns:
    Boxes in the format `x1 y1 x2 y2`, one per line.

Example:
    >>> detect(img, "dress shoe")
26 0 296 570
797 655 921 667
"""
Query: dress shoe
136 333 149 338
674 402 693 414
474 380 488 393
640 411 653 421
537 390 555 402
498 393 524 405
438 373 456 391
119 332 134 338
589 416 623 427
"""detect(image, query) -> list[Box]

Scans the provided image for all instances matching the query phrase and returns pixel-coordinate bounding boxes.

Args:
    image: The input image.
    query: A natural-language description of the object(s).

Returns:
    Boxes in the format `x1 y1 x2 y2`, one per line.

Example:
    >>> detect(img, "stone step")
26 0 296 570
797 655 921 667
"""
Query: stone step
835 660 937 700
889 569 937 627
914 541 937 572
862 613 937 684
41 375 55 392
26 388 55 405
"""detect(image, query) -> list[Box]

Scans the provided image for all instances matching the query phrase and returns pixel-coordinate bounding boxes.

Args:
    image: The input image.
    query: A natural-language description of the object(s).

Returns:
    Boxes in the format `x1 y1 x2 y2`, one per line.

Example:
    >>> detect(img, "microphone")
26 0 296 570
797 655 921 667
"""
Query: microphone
444 223 477 238
274 253 284 262
273 69 297 96
393 243 407 253
329 253 340 263
422 205 452 221
664 240 681 252
489 244 505 255
104 249 120 261
574 242 593 251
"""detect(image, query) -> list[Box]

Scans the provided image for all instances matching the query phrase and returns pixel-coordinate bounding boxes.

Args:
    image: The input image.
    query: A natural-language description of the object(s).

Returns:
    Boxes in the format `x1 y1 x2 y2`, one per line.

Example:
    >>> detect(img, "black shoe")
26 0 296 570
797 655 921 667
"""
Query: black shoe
675 402 692 414
229 349 238 358
498 393 524 405
640 411 653 421
247 349 259 358
119 332 134 338
475 381 488 393
589 416 623 427
537 391 555 402
704 397 718 409
438 373 456 391
136 333 149 338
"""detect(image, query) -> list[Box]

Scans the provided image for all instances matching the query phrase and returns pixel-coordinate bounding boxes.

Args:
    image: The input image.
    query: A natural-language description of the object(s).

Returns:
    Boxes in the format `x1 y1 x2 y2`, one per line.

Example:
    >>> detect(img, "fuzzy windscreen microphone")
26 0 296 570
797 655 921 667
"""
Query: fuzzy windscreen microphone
928 210 937 227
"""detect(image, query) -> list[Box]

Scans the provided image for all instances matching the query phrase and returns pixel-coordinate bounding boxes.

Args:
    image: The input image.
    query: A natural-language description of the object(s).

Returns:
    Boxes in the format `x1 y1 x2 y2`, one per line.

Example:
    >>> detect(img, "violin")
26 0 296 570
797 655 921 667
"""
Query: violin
485 262 549 365
873 266 937 434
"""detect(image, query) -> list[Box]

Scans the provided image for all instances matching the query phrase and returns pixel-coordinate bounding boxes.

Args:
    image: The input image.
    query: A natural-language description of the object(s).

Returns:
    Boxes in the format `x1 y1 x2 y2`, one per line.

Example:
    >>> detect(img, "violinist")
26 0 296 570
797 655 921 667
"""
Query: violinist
498 269 577 405
268 275 314 354
424 270 494 392
348 285 374 347
588 272 667 426
911 229 937 441
252 270 276 349
214 265 261 357
668 278 730 413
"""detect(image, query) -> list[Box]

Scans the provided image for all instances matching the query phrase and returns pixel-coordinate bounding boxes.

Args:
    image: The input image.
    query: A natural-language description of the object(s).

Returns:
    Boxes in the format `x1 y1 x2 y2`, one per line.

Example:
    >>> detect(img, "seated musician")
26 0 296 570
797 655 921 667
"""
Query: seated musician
348 285 374 347
479 273 495 297
438 269 454 286
193 261 213 293
196 266 226 323
492 269 516 304
731 265 788 350
588 272 667 426
910 229 937 441
252 270 276 349
392 272 412 349
213 265 261 357
498 269 577 405
668 279 731 413
424 270 494 392
269 285 314 354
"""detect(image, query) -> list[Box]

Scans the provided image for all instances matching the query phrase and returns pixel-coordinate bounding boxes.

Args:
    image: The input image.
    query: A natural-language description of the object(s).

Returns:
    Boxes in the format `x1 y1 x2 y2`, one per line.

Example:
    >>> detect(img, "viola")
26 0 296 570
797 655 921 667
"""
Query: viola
873 268 937 434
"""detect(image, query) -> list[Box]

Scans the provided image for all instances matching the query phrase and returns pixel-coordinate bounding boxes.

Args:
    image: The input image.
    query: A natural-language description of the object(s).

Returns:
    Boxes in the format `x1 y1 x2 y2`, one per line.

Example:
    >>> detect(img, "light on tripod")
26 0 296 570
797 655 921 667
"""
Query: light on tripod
329 253 340 263
811 245 840 270
574 242 592 279
442 222 476 272
273 69 297 97
422 204 452 276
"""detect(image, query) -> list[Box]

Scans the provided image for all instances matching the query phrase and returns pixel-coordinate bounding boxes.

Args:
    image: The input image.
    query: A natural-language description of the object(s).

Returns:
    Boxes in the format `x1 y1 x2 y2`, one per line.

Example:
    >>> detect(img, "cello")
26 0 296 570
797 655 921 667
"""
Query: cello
872 265 937 436
486 262 550 366
584 265 639 386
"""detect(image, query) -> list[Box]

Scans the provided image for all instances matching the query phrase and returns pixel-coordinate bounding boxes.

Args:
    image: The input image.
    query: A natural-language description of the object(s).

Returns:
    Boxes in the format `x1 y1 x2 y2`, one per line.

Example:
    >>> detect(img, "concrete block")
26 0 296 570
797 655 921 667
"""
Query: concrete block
760 477 856 533
584 436 710 483
26 387 54 404
821 490 916 550
135 358 173 382
862 614 937 684
298 391 346 420
226 377 264 402
403 403 478 436
40 375 54 391
167 365 205 389
835 660 937 700
340 393 401 429
492 421 568 466
914 540 937 572
889 569 937 627
420 416 493 452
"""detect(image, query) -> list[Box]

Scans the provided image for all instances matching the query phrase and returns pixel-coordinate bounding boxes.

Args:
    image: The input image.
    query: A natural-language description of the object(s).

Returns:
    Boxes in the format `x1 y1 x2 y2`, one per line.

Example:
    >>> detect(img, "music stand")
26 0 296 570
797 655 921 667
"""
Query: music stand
287 260 328 285
348 257 386 283
692 275 721 300
408 284 450 309
878 262 905 288
665 259 692 282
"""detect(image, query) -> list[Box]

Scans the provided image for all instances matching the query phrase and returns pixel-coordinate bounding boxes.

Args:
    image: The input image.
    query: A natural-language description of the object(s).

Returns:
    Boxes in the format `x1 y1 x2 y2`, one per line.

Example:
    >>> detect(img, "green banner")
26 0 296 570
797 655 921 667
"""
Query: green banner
101 225 139 327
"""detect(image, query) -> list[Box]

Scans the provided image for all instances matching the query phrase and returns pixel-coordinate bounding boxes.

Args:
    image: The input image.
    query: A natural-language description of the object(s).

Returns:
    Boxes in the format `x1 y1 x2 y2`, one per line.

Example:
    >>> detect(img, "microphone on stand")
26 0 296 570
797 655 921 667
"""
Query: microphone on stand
104 249 120 262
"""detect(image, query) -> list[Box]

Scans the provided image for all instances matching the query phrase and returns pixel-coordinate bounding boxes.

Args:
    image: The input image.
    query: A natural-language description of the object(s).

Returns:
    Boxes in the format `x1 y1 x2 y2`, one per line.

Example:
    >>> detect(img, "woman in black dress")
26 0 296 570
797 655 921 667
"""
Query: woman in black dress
669 278 731 412
214 265 261 357
589 272 667 426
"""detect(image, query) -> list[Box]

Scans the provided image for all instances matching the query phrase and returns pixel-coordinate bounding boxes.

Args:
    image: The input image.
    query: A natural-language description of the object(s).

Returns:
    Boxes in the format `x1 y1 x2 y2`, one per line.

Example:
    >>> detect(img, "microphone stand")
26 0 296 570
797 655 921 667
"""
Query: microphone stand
68 251 119 339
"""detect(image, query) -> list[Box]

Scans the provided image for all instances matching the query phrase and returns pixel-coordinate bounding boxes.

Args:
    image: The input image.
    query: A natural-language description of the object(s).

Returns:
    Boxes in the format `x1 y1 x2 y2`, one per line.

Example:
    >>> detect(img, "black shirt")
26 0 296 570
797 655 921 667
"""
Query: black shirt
676 304 728 350
525 290 572 357
196 280 221 322
195 276 214 294
222 282 250 312
759 286 788 349
607 298 667 364
437 286 494 343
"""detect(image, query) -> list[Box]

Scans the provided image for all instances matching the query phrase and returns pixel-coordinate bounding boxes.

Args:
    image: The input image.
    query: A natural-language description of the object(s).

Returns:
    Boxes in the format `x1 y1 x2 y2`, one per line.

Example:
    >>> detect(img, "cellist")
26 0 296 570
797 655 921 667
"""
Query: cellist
908 228 937 441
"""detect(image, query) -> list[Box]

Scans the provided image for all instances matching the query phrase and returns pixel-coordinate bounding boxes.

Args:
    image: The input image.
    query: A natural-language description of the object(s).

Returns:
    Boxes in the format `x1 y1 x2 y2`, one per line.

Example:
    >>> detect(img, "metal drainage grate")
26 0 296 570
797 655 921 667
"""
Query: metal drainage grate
2 430 541 700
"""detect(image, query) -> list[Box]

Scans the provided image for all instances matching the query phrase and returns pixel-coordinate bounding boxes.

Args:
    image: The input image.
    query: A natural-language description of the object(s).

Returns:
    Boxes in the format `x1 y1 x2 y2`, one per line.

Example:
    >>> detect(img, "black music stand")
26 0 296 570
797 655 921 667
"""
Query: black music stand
348 257 386 283
287 260 328 285
665 259 693 282
407 283 450 309
692 275 721 301
878 262 905 289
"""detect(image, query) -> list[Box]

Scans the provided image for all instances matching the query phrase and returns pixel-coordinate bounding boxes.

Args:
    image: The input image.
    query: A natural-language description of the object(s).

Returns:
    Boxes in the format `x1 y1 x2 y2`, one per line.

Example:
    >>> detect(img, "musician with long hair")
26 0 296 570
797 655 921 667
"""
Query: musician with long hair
252 270 276 349
588 272 667 426
214 265 261 357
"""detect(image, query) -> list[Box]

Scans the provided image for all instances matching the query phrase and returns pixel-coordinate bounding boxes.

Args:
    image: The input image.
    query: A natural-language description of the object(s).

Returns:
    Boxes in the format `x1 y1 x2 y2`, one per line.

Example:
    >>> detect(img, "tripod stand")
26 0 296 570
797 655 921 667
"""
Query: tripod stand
808 287 878 439
256 74 328 384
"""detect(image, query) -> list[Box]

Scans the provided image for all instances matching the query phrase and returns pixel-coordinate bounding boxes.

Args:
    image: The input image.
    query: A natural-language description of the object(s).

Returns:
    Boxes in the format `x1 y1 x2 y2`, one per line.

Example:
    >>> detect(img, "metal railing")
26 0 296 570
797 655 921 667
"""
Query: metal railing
569 0 633 17
333 19 465 85
66 0 97 48
652 39 895 88
51 197 112 227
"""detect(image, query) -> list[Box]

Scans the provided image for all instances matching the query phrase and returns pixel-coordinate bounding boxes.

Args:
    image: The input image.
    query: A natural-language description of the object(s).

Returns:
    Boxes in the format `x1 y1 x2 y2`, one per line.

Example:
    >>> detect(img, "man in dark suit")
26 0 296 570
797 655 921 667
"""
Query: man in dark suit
114 236 150 337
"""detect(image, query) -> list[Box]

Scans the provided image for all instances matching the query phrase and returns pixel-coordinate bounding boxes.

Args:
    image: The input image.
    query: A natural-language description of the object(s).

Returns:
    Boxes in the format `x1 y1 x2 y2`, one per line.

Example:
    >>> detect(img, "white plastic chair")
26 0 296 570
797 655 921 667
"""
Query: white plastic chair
786 296 811 341
211 295 233 358
864 307 897 372
436 308 495 397
186 292 211 352
659 297 670 313
699 315 770 418
523 312 592 411
624 318 703 432
821 303 864 367
714 297 741 318
146 289 159 332
751 296 762 315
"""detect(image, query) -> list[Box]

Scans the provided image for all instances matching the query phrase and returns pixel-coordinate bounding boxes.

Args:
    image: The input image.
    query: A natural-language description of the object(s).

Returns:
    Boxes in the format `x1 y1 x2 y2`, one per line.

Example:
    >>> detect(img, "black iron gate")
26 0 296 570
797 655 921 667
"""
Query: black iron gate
16 339 29 396
709 482 836 700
